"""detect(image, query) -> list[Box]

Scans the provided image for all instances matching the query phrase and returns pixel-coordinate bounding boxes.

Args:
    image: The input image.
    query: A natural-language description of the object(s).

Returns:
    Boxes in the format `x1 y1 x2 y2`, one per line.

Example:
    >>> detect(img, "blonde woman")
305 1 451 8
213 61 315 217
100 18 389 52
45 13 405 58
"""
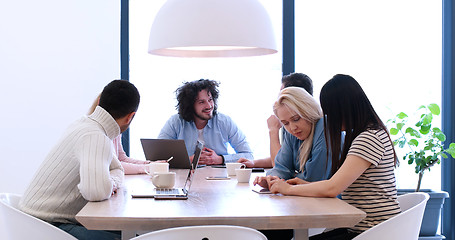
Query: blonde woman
268 75 400 239
89 93 150 175
254 87 331 188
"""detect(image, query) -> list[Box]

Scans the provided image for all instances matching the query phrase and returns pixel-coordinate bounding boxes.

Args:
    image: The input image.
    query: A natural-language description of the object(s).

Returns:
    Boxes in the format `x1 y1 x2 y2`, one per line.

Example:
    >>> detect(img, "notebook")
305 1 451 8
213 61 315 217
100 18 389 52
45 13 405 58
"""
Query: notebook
131 141 203 200
140 139 192 169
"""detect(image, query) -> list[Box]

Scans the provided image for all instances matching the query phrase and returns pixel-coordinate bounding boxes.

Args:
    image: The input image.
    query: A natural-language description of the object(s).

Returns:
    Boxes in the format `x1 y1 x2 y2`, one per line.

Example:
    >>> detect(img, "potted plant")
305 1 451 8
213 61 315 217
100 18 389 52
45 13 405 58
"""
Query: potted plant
388 103 454 238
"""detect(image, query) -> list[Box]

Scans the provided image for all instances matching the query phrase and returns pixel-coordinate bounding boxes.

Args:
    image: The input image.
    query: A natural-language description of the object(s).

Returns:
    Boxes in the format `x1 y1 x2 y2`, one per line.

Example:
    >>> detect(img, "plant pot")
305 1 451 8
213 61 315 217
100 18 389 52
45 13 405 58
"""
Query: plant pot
398 189 449 237
418 235 446 240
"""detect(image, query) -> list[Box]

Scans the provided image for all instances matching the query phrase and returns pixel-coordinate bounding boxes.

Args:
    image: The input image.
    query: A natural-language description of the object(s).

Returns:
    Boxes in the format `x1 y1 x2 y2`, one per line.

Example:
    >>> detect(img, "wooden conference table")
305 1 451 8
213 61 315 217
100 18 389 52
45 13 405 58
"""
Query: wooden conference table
76 166 366 240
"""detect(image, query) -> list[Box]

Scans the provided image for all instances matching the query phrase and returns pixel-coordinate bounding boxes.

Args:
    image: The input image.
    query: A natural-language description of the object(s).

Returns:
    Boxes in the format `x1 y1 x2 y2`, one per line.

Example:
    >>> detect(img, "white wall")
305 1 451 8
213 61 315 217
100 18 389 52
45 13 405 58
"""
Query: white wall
0 0 120 195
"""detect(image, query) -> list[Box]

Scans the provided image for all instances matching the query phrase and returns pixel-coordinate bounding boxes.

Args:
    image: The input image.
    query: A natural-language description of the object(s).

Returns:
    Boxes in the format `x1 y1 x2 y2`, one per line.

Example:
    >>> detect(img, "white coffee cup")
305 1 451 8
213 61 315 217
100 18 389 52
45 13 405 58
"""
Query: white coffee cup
145 162 169 176
235 168 252 183
152 172 176 188
226 163 245 176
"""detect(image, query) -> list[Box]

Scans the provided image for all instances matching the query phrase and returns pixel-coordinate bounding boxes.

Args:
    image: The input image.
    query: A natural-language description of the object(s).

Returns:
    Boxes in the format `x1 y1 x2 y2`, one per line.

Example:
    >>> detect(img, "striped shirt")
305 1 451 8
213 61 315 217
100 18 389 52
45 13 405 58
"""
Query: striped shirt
343 129 401 232
19 106 124 224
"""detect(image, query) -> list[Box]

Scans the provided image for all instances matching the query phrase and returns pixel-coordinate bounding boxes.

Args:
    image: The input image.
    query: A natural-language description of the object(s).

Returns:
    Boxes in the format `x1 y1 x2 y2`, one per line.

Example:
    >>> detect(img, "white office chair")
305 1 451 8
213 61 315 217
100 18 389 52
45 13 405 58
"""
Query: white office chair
0 193 77 240
131 225 267 240
353 192 430 240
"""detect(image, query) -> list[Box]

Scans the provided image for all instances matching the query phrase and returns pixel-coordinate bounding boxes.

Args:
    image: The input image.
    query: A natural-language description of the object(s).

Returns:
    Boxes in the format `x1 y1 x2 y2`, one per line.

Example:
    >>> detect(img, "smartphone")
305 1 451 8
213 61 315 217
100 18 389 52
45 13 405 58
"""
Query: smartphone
252 168 265 172
252 186 272 194
206 176 231 180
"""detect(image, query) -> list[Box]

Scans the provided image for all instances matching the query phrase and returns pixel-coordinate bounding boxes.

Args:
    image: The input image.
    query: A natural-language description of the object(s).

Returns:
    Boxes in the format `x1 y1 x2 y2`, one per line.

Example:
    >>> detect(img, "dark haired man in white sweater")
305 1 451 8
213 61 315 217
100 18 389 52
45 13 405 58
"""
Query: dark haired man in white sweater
19 80 140 240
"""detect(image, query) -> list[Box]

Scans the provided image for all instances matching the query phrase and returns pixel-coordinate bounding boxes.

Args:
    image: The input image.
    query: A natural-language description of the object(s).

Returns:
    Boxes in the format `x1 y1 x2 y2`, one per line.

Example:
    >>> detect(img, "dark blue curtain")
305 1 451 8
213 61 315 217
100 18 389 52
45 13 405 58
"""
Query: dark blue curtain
442 1 455 239
121 0 130 156
282 0 294 76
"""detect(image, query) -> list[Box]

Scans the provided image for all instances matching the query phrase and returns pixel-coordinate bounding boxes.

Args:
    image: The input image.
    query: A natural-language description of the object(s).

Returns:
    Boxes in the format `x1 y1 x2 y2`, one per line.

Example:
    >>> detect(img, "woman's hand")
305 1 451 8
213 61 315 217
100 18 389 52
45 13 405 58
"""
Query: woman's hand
253 175 280 189
238 158 254 168
286 177 309 185
270 178 292 195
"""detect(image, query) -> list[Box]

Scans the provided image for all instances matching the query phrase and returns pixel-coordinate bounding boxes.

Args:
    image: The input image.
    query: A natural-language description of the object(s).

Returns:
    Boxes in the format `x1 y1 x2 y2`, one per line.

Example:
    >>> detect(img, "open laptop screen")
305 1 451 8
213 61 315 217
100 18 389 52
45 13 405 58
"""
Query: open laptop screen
183 141 203 192
140 139 192 169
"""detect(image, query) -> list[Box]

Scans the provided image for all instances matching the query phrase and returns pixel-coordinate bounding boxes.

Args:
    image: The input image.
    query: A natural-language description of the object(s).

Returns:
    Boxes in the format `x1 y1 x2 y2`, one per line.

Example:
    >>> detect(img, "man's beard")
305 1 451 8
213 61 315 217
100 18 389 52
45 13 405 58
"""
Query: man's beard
195 109 213 121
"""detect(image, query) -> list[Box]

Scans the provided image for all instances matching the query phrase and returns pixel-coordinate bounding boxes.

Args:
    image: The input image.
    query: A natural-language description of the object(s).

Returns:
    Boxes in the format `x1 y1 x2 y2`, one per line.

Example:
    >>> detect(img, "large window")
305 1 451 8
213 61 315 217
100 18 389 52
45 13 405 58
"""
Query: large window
129 0 283 160
295 0 442 190
129 0 442 190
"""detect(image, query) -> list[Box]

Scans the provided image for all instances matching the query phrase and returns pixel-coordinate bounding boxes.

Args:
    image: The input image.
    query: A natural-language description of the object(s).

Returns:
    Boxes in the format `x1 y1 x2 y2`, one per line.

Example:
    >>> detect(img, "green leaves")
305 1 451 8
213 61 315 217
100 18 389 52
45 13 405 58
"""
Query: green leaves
433 127 446 141
406 127 421 138
387 103 454 191
409 139 419 147
428 103 440 115
397 112 408 119
390 128 399 135
419 124 431 134
446 143 455 158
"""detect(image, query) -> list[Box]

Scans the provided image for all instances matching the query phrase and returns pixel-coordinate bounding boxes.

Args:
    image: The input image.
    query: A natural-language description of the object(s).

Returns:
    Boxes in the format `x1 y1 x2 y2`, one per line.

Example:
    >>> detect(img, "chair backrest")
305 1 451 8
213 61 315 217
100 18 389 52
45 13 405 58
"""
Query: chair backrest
131 225 267 240
0 193 77 240
353 192 430 240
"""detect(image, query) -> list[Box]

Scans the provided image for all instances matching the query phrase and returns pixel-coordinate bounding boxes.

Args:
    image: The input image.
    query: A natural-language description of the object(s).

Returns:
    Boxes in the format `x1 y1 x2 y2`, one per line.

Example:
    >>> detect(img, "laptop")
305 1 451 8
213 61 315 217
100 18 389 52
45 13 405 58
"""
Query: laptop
140 139 192 169
131 141 203 200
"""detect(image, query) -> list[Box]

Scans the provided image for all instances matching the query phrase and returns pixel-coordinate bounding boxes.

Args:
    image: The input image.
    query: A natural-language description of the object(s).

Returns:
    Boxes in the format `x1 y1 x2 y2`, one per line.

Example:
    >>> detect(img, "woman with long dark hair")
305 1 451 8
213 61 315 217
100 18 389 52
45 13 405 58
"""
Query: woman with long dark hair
264 74 401 239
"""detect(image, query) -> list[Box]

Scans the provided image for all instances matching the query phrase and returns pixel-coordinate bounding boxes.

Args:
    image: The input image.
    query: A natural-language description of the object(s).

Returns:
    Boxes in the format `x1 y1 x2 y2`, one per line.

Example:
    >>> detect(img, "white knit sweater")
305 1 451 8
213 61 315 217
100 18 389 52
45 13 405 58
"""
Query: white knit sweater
19 106 124 224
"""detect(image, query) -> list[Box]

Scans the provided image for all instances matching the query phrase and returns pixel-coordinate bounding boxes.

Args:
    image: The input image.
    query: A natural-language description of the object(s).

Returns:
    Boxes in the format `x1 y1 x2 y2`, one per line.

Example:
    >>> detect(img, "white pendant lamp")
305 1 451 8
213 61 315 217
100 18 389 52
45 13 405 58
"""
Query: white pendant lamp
148 0 277 57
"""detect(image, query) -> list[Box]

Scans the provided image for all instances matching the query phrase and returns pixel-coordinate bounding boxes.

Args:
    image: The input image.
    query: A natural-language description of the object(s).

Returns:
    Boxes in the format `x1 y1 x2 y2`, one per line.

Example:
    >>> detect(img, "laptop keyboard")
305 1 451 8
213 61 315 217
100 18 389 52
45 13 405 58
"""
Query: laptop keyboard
156 188 180 194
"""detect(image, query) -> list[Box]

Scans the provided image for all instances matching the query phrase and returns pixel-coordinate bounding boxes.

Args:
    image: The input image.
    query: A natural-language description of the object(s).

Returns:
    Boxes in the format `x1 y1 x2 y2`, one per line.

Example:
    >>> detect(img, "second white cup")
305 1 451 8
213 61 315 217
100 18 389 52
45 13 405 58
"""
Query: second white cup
145 162 169 176
152 172 176 188
235 168 252 183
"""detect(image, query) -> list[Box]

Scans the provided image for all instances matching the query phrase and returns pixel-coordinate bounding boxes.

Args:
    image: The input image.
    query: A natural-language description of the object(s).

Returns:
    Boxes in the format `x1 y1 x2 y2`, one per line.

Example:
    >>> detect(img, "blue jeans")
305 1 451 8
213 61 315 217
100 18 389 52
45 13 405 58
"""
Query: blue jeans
56 223 121 240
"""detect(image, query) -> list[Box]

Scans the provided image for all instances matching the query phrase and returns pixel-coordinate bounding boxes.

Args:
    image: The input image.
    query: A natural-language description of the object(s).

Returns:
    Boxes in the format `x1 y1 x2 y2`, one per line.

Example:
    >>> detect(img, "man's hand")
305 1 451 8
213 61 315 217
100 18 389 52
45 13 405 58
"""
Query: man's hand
267 115 281 133
198 147 223 165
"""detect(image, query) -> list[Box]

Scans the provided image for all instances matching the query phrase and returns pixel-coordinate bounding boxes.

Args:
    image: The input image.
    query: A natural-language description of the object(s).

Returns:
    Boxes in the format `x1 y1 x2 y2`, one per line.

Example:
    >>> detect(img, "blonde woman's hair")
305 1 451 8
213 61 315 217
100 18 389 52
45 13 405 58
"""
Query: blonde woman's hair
87 93 101 115
273 87 323 172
